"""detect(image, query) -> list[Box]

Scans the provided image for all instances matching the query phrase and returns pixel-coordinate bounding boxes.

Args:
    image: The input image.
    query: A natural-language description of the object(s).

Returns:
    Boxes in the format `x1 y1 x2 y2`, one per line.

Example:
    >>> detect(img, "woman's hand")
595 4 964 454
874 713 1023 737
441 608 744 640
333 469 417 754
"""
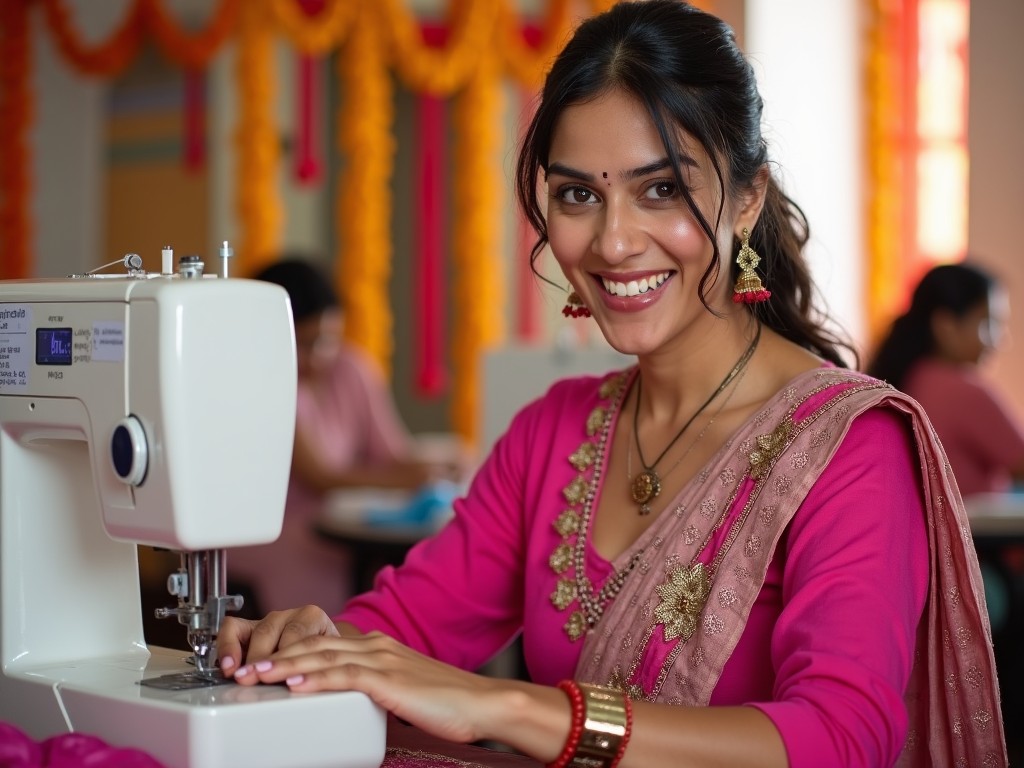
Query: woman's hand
216 605 343 677
228 631 501 746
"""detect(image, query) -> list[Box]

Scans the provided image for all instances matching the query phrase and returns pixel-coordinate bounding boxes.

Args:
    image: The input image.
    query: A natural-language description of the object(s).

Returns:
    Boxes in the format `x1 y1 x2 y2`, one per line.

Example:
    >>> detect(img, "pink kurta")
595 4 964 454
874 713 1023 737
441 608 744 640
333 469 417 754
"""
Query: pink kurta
903 358 1024 497
338 367 978 767
232 345 412 614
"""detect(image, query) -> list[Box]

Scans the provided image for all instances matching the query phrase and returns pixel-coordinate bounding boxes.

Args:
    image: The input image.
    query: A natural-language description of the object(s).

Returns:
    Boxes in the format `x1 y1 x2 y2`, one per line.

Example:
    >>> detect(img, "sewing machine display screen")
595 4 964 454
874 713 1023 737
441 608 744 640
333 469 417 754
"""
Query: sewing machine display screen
36 327 73 366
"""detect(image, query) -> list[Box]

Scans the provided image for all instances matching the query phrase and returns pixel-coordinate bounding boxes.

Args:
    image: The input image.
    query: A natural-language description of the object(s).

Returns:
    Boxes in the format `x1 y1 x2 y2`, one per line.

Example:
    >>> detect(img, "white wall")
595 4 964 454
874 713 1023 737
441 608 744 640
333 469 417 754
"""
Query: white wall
745 0 865 354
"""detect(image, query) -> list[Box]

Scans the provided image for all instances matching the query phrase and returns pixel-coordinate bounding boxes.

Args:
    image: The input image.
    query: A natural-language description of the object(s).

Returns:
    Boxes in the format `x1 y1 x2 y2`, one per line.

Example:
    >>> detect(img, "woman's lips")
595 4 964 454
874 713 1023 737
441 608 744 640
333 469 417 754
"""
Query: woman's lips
593 271 673 313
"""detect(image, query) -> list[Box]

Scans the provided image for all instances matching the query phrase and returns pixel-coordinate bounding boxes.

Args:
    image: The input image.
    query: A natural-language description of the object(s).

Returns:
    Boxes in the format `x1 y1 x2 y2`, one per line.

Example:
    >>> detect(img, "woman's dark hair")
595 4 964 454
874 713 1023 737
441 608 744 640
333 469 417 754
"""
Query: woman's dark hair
514 0 854 366
252 257 338 323
867 262 997 389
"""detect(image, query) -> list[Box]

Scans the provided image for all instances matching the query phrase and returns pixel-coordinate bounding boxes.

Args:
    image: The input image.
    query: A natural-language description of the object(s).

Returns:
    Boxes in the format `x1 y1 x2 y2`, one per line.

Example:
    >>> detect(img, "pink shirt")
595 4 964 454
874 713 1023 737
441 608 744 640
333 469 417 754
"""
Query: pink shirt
231 346 411 613
339 372 928 768
903 358 1024 496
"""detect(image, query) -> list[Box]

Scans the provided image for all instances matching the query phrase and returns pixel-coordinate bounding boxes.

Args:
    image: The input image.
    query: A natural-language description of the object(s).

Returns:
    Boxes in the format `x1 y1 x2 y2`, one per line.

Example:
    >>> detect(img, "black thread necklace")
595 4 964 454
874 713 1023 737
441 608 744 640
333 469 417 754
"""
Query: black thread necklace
630 324 762 515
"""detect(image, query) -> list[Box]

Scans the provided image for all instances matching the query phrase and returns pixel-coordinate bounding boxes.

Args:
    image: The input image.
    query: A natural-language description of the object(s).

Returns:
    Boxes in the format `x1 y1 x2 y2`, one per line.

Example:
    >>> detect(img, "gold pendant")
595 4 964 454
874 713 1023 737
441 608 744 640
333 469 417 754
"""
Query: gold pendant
631 470 660 511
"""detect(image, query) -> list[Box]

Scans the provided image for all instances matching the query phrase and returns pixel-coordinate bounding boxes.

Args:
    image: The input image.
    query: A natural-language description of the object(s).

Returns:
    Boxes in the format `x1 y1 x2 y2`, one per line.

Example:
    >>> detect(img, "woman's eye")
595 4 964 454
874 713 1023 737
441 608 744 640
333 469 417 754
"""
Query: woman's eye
644 181 677 200
558 186 597 205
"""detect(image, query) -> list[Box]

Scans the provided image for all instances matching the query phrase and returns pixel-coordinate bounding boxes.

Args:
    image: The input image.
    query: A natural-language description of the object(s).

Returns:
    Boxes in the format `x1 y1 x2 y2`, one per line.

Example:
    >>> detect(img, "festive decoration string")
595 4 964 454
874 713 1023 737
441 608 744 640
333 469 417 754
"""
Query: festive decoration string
235 0 283 276
268 0 357 55
0 0 31 279
142 0 240 71
40 0 145 76
450 50 504 441
497 0 573 88
335 3 395 374
380 0 498 96
414 24 450 399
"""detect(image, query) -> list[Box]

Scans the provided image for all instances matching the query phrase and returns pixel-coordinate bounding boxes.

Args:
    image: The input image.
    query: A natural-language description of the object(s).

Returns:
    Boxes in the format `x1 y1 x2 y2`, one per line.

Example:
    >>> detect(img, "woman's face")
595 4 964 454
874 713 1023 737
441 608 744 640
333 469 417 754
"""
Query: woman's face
934 289 1007 365
294 308 342 378
544 88 762 357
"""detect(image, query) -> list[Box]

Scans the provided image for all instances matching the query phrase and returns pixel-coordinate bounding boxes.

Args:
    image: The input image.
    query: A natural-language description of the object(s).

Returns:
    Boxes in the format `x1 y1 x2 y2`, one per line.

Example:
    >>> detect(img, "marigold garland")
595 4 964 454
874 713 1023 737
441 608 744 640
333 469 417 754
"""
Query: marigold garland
335 4 395 374
235 0 283 276
450 50 504 442
40 0 145 77
379 0 498 96
498 0 574 87
0 0 32 279
142 0 240 71
268 0 357 55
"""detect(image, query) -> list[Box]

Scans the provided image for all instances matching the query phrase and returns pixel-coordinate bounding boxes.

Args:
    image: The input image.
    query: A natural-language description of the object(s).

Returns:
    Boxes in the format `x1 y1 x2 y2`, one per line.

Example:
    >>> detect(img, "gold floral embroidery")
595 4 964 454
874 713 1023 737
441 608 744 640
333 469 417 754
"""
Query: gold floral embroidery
654 562 712 641
562 476 587 505
586 407 606 436
565 611 587 641
549 544 572 573
569 442 597 471
551 578 576 610
748 418 793 479
553 509 581 536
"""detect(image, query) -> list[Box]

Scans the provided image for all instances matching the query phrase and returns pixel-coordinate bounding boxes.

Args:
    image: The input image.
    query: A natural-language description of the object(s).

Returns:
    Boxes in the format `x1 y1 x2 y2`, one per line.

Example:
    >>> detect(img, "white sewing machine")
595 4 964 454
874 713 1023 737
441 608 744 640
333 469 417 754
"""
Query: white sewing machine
0 250 386 768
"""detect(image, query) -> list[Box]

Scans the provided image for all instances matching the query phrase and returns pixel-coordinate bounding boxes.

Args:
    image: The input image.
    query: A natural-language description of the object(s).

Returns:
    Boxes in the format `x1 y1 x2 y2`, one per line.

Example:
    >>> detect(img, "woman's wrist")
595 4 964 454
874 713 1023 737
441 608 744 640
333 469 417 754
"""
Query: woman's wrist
474 680 577 763
547 681 632 768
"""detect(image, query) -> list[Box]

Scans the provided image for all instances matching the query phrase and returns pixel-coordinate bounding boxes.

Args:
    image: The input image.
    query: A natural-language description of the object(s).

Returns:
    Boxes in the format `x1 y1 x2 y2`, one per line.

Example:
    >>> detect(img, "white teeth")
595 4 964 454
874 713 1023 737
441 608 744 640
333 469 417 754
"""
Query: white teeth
602 272 669 297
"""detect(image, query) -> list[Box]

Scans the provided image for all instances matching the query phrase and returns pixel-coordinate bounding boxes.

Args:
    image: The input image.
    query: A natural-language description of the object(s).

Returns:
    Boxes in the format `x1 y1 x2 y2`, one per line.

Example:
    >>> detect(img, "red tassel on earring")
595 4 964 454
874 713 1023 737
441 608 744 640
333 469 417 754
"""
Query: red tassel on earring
732 228 771 304
562 291 592 318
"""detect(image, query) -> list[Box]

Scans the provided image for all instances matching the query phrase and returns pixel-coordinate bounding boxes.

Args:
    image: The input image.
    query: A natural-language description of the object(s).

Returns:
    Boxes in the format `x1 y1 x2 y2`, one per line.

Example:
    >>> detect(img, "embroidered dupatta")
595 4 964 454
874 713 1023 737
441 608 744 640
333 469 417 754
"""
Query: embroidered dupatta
572 367 1005 767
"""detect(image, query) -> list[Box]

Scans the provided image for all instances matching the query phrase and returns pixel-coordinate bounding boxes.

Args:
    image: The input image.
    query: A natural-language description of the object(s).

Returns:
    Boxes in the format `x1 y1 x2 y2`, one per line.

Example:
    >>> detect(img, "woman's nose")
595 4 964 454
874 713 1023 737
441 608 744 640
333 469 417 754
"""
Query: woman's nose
592 202 644 263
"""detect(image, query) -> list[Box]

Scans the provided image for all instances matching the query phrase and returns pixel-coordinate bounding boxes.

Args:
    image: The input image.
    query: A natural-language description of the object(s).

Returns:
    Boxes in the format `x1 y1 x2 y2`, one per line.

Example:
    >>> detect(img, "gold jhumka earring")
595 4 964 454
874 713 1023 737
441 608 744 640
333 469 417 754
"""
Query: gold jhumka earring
731 228 771 304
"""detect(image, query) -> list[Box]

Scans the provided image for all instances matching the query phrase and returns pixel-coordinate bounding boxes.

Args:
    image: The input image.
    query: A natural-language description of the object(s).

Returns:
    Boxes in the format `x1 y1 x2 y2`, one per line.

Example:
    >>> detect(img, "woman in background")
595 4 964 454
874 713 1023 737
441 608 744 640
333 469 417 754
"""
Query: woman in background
231 257 465 613
868 261 1024 496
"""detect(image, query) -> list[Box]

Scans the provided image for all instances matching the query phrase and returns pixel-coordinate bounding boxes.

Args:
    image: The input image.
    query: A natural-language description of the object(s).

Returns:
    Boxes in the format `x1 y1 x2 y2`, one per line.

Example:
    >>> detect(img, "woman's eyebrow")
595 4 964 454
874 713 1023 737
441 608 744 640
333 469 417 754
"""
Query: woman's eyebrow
545 163 594 182
546 156 697 183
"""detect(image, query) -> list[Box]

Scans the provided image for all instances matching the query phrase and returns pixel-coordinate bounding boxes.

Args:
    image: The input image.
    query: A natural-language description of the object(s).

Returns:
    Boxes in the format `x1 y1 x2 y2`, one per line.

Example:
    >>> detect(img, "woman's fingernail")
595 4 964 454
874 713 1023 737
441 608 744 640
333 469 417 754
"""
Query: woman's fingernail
286 675 305 686
220 656 236 671
254 660 273 673
235 665 251 677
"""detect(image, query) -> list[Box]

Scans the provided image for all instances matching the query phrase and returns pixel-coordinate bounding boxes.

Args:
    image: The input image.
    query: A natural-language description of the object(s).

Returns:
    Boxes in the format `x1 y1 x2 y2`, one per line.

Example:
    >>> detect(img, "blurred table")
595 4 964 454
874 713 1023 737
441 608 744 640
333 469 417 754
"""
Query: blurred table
965 493 1024 542
314 489 450 593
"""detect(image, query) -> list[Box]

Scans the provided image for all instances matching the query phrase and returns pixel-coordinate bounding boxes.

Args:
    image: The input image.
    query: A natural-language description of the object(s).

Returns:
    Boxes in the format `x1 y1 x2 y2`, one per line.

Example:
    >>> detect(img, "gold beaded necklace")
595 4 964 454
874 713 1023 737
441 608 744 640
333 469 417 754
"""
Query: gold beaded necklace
630 324 761 515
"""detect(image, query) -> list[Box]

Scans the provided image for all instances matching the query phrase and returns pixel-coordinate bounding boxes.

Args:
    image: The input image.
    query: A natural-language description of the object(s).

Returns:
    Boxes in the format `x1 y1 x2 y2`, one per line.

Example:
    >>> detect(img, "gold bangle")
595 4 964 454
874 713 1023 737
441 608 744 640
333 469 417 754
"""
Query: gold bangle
568 683 630 768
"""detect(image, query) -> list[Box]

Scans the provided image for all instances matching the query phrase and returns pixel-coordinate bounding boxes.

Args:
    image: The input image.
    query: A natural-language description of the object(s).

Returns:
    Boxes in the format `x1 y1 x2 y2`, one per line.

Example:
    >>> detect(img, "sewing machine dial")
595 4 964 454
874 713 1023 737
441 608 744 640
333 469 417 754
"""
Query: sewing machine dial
111 415 148 486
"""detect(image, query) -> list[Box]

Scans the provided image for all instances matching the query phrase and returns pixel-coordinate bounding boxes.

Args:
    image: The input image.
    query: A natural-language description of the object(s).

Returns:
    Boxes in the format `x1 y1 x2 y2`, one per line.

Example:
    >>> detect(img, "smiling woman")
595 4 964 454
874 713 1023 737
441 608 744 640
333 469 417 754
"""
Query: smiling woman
215 3 1006 767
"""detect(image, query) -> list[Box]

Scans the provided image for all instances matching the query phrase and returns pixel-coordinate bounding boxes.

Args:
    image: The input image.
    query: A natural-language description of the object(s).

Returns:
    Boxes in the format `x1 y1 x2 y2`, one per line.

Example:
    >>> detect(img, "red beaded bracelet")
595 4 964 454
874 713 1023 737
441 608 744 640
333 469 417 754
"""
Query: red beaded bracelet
547 680 585 768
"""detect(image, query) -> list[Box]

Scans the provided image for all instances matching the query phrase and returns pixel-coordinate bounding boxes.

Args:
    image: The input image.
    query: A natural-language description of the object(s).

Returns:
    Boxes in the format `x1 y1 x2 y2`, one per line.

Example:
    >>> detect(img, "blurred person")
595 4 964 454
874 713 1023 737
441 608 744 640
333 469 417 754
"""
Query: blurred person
230 257 466 613
868 261 1024 497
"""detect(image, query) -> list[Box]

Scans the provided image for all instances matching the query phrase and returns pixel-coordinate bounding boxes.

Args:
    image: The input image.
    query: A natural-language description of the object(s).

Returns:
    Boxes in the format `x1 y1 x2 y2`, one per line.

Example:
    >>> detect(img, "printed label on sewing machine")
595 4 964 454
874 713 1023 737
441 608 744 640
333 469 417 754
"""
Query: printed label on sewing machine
0 305 31 389
92 322 125 362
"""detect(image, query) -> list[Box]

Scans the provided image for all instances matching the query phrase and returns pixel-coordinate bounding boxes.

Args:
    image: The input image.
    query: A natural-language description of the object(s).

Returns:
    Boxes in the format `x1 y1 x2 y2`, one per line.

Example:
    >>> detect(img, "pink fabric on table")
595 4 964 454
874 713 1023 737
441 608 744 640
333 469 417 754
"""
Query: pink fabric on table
338 369 934 767
904 358 1024 497
231 345 413 614
0 723 165 768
